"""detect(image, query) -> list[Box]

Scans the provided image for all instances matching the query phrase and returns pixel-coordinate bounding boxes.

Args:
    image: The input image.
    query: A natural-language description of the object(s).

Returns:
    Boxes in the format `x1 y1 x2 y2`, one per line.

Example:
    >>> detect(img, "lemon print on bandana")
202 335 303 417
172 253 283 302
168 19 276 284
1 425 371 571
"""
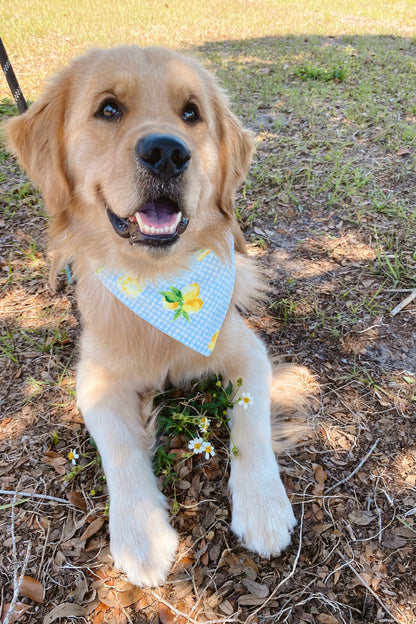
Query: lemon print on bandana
117 275 143 296
208 330 219 352
197 249 211 261
160 283 203 321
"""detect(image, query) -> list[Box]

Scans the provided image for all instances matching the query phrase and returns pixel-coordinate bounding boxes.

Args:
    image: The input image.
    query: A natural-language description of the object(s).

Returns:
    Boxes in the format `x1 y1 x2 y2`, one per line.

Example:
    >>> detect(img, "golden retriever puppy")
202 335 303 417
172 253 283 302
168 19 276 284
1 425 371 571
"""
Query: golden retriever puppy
6 46 297 587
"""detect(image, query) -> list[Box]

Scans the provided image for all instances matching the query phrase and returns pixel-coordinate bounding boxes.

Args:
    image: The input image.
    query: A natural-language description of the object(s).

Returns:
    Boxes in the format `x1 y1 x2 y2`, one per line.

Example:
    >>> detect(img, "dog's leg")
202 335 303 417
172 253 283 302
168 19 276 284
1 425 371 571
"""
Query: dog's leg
226 318 297 556
76 360 178 587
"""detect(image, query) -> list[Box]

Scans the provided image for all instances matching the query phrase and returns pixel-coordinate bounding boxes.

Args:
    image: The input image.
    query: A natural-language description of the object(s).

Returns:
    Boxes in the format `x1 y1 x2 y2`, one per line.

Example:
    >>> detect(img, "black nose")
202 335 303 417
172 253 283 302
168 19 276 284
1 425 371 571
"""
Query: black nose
136 133 191 179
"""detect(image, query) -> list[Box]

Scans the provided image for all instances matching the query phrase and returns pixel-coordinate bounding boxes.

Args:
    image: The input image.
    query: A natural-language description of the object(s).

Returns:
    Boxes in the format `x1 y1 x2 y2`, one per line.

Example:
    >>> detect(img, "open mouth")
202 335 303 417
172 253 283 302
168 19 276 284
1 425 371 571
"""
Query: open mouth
106 197 189 246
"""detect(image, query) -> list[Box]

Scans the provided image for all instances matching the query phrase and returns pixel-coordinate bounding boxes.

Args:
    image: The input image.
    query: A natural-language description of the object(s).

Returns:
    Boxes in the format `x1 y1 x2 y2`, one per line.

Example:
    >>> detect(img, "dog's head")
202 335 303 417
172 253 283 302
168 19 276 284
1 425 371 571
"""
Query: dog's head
6 46 253 272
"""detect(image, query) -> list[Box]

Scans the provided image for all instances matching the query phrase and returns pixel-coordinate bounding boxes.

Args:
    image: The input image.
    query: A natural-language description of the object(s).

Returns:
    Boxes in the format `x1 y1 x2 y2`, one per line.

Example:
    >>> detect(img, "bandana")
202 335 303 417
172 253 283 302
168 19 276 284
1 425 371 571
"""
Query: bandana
93 242 235 356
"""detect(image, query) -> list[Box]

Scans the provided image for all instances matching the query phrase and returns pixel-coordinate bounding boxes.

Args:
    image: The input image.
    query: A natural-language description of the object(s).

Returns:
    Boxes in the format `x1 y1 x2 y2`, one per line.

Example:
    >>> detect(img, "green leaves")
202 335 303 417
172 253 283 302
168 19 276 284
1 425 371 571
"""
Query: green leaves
160 287 191 322
160 287 183 304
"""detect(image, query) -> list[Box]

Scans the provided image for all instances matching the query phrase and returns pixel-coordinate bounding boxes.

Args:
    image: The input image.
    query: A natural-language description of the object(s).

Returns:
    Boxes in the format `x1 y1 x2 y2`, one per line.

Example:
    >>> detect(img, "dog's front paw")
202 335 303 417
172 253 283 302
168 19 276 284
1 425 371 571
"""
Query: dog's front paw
109 503 178 587
230 465 296 557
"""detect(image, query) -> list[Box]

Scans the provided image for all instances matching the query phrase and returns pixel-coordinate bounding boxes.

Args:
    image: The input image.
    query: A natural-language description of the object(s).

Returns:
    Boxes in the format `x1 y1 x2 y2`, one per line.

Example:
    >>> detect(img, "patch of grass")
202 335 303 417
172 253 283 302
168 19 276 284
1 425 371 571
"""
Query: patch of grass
1 1 416 101
0 325 73 368
0 327 20 364
373 248 416 291
294 62 347 82
269 297 299 324
0 97 18 117
1 181 44 219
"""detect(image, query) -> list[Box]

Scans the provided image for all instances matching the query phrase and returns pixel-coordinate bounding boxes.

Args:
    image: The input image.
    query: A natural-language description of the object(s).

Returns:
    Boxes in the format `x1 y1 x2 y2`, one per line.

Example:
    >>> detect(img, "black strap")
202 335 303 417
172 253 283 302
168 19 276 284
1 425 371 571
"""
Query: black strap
0 37 27 114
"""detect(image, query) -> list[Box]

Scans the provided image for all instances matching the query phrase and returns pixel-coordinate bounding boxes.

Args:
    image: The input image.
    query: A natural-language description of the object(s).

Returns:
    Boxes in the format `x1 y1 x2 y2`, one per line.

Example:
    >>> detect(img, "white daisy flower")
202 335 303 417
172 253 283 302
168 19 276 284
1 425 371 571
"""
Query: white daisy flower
68 449 79 465
237 392 254 409
199 416 211 432
188 437 204 454
201 441 216 460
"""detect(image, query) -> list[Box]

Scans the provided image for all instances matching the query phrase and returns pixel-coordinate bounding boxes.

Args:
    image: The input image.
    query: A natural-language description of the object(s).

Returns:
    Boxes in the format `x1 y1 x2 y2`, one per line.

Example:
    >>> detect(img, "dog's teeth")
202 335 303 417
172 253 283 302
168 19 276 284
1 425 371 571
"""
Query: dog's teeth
135 212 144 230
134 209 182 236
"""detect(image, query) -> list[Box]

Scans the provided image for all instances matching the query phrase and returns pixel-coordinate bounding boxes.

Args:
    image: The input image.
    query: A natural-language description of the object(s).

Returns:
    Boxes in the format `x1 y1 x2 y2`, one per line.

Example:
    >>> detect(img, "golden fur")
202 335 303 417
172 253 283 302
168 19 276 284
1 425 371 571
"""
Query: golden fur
7 46 308 587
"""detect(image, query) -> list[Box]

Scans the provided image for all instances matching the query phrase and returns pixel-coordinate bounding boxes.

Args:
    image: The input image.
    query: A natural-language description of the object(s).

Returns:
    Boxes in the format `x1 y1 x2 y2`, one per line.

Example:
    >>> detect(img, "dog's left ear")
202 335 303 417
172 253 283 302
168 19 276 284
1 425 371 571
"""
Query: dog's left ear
214 92 254 254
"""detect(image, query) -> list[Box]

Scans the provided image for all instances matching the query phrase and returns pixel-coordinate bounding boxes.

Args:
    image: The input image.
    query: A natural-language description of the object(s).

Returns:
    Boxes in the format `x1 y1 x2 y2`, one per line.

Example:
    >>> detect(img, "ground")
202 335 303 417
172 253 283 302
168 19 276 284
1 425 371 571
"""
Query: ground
1 35 416 624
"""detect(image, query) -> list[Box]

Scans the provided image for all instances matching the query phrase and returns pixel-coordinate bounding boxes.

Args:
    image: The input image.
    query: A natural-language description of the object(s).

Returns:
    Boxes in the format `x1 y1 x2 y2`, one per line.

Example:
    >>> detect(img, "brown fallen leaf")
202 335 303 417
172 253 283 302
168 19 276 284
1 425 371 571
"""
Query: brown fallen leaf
43 451 66 466
176 480 191 490
382 533 408 549
241 553 259 574
238 595 266 607
241 578 269 599
91 602 110 621
67 578 90 604
96 579 143 609
397 148 410 157
133 596 148 612
333 563 343 586
92 604 126 624
317 614 340 624
312 464 327 497
177 555 194 568
158 602 175 624
348 510 375 526
312 522 333 535
67 490 87 512
42 602 85 624
218 599 235 615
200 549 209 566
18 575 45 603
1 602 31 624
80 516 105 542
394 524 415 538
43 451 66 475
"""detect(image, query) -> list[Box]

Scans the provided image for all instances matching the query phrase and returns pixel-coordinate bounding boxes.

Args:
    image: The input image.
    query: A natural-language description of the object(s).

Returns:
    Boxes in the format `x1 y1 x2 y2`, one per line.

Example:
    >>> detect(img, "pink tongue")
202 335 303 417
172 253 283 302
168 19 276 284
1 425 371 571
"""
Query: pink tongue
139 200 178 227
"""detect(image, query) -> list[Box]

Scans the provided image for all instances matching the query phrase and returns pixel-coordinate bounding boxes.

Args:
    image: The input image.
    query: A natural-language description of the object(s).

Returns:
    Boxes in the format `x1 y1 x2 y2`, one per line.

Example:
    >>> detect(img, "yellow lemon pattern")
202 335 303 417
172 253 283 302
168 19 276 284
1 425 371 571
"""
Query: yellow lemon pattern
117 275 143 296
197 249 211 261
208 330 219 352
160 282 203 321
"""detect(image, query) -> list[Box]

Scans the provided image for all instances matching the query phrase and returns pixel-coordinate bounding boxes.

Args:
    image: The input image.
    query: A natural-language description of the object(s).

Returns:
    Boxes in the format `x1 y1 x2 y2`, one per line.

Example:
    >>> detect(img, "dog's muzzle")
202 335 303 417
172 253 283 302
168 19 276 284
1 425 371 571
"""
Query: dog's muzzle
106 133 190 247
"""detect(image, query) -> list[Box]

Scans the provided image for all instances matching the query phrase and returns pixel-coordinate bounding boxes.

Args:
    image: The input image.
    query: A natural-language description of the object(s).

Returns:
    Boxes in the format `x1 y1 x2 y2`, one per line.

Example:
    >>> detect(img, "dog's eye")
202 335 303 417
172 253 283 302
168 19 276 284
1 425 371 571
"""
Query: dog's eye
97 100 123 120
181 103 201 123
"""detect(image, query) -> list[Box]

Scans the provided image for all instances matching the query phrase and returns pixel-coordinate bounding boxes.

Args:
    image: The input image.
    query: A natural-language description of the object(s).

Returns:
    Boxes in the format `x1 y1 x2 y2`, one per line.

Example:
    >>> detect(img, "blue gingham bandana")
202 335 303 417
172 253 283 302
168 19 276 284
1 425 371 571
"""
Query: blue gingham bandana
93 242 235 356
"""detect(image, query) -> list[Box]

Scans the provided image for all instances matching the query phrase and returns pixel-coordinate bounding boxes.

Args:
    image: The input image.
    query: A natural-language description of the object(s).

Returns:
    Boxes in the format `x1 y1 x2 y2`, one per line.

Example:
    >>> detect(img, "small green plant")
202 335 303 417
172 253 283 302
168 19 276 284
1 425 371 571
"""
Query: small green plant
294 63 347 82
0 98 18 117
153 375 247 491
251 235 267 249
270 297 298 323
64 438 103 484
153 446 180 488
0 328 19 364
16 181 35 200
374 247 415 289
343 358 394 401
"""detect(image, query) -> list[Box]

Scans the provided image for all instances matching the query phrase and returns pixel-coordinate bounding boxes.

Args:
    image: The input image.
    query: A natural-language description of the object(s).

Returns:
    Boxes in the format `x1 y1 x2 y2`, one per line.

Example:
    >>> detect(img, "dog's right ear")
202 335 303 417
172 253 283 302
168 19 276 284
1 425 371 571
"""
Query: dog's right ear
5 70 72 216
